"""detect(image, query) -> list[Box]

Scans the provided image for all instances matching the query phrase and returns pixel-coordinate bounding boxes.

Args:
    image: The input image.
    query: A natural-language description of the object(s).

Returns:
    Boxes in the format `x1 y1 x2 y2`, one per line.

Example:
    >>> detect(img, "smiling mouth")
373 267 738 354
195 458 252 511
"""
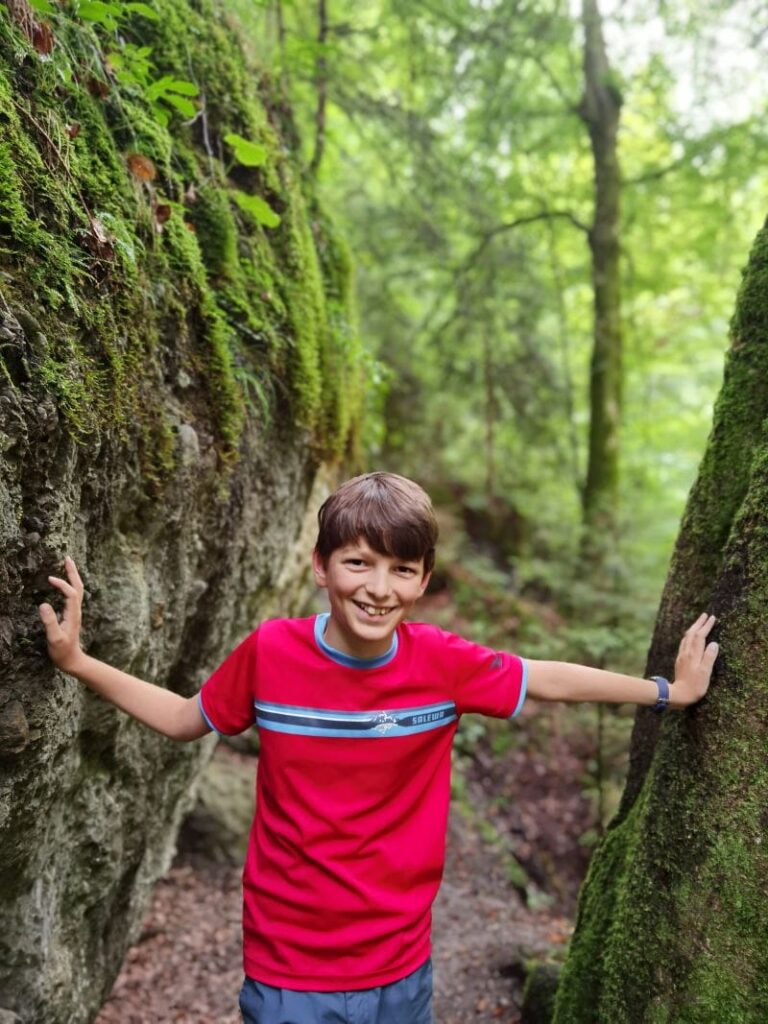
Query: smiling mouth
354 601 394 618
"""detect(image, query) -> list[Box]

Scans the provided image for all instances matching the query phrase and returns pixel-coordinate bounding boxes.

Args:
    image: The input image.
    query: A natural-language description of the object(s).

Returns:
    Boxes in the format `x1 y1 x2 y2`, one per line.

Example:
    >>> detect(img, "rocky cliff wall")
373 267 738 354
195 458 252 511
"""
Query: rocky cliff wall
0 2 360 1020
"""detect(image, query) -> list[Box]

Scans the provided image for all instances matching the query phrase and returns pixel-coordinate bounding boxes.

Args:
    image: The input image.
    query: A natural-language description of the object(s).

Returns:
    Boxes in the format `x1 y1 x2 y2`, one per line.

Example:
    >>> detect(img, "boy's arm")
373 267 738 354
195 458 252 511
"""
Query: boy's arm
39 556 210 742
526 613 719 709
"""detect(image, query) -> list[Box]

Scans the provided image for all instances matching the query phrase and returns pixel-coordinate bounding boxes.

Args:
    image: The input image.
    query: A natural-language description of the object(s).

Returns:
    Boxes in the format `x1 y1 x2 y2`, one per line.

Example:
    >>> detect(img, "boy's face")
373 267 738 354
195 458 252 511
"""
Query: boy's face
312 537 431 659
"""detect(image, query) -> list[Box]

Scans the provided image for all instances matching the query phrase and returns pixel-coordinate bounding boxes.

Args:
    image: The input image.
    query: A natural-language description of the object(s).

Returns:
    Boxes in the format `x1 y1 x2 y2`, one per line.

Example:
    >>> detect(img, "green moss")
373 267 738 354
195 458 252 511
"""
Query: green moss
310 202 364 456
0 0 362 485
556 221 768 1023
661 223 768 618
189 186 239 280
556 696 768 1021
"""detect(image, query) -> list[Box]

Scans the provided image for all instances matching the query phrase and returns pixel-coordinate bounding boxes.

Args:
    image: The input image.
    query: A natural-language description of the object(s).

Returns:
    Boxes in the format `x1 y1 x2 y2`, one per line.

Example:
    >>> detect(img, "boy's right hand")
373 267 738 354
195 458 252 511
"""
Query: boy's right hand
39 555 85 674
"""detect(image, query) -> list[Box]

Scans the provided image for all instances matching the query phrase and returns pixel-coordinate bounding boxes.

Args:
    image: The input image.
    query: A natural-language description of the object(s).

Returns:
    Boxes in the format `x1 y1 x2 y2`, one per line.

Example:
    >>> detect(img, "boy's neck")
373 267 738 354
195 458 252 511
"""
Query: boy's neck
322 615 396 660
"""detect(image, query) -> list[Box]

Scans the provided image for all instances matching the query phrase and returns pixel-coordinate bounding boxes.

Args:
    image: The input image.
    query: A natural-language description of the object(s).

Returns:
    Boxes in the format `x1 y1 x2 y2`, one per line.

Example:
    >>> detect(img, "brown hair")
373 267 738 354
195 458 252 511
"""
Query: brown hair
315 472 438 574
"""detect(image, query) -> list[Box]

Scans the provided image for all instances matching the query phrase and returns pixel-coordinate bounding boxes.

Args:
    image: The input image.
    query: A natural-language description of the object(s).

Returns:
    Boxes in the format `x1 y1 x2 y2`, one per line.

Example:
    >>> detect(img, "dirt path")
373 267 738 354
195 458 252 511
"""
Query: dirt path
432 811 571 1023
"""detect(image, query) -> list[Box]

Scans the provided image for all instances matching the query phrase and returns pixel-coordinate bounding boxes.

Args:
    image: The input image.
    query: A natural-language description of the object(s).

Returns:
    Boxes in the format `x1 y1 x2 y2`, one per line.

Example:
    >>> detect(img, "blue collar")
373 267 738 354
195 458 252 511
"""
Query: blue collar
314 612 399 669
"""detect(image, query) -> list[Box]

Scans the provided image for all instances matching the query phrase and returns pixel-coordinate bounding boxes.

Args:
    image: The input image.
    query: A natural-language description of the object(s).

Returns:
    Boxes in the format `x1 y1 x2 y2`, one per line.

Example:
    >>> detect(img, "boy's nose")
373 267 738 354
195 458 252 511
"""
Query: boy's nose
364 569 390 600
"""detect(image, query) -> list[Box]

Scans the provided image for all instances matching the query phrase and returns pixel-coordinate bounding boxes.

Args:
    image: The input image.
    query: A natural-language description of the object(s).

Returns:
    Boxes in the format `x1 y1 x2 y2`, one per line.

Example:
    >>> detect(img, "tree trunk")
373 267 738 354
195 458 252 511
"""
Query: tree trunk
579 0 623 545
308 0 329 178
554 219 768 1022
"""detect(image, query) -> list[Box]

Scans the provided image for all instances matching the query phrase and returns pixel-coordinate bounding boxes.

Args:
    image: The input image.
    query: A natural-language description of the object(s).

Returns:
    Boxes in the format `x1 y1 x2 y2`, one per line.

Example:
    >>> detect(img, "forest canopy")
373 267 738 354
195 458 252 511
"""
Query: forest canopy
232 0 768 644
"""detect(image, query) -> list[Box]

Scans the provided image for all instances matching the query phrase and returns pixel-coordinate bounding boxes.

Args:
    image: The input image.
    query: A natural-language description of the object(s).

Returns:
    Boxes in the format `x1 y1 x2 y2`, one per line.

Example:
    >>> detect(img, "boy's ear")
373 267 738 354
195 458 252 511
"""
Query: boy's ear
417 570 431 596
312 548 328 588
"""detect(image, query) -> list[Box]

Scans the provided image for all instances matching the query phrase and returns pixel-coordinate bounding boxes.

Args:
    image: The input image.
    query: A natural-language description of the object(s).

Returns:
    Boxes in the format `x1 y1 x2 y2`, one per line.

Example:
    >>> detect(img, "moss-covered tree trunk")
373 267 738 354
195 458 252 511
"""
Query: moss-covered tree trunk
0 1 360 1021
554 219 768 1022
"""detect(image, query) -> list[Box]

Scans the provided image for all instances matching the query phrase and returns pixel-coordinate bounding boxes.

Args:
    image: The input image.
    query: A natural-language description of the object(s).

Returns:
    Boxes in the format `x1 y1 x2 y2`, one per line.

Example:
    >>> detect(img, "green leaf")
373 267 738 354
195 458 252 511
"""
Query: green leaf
149 103 169 127
28 0 57 14
162 93 196 118
144 75 174 101
164 78 199 96
234 191 281 229
225 133 267 167
145 76 198 102
125 2 160 19
77 0 122 23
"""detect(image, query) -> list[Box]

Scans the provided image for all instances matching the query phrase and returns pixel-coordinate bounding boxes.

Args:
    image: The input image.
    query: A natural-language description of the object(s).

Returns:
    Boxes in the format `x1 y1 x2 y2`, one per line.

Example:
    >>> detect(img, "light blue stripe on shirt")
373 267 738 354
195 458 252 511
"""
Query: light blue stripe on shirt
255 699 458 739
509 658 528 718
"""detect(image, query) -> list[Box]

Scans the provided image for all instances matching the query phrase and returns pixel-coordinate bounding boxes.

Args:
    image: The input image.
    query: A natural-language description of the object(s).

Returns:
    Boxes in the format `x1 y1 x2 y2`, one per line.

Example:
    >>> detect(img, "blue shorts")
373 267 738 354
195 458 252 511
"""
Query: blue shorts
239 958 433 1024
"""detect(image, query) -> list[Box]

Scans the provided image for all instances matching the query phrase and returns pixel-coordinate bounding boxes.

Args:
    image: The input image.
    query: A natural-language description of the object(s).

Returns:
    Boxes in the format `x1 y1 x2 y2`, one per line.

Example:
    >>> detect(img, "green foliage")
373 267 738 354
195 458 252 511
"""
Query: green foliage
226 0 768 616
0 0 362 480
142 74 198 123
37 0 200 129
225 133 281 227
73 1 124 29
554 215 768 1022
225 132 268 167
233 190 280 228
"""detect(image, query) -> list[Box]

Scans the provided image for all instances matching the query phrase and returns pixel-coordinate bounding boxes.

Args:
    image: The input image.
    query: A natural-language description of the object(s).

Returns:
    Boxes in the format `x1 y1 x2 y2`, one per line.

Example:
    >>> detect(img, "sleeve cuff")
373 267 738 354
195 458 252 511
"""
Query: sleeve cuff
509 658 528 719
197 692 222 735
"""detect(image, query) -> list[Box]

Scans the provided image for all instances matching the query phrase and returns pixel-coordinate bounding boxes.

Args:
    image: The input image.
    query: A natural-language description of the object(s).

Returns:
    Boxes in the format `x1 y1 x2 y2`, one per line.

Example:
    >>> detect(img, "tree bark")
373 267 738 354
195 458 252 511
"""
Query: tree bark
579 0 623 545
308 0 328 178
554 219 768 1022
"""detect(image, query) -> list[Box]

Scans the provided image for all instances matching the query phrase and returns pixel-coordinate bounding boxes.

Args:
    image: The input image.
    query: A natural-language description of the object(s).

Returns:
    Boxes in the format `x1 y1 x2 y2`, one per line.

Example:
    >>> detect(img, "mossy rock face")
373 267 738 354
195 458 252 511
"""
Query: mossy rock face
521 963 560 1024
177 744 255 864
554 221 768 1022
0 3 358 1021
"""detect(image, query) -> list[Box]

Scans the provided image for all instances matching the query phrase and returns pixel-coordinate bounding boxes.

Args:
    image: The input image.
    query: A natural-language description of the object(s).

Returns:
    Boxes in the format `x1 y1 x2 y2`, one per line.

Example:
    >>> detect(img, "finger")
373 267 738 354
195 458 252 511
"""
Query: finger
38 602 63 643
47 576 82 631
681 615 704 650
64 555 84 595
684 613 708 638
700 614 717 637
48 576 78 599
691 613 715 633
702 641 719 669
683 614 716 654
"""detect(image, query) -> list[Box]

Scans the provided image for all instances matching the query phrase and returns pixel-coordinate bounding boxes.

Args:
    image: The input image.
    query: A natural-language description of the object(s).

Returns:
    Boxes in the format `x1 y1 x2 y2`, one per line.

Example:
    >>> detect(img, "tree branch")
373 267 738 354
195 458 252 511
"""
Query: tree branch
415 208 589 346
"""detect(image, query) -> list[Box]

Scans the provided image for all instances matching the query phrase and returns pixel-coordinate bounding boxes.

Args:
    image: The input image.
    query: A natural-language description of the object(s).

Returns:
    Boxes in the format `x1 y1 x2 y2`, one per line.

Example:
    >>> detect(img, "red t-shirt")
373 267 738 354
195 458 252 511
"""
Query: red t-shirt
198 614 527 990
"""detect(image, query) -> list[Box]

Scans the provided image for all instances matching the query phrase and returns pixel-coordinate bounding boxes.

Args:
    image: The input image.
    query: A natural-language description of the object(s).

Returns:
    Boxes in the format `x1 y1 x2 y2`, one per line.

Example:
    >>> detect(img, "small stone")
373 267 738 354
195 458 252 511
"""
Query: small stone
177 423 200 467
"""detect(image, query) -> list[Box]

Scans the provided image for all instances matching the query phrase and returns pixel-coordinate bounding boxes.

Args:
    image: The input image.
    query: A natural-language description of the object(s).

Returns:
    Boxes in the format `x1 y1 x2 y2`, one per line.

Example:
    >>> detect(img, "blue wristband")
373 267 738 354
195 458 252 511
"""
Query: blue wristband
650 675 670 713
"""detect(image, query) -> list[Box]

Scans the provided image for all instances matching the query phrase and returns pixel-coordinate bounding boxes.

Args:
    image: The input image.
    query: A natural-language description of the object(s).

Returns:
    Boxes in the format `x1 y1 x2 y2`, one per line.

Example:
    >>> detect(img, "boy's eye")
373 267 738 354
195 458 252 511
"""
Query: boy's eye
396 566 417 575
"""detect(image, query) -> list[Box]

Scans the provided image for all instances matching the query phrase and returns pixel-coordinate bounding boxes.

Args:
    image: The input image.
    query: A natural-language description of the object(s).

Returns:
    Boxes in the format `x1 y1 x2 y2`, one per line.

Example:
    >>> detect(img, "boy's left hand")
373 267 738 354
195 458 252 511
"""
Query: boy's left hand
672 613 718 707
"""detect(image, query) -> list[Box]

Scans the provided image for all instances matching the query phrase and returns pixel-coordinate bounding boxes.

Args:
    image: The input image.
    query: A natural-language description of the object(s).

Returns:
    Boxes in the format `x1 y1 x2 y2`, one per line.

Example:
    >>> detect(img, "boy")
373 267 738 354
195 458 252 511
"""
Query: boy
39 472 718 1024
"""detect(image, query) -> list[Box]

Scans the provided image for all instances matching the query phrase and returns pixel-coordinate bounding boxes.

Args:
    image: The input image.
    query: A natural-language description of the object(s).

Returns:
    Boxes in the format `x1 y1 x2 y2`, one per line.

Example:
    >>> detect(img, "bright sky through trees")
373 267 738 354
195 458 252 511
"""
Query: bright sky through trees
229 0 768 643
593 0 768 127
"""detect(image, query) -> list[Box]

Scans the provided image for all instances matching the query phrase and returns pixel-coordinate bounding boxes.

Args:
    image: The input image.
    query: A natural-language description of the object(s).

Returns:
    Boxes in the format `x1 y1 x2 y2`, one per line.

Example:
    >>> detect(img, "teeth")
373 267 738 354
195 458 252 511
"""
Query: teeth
361 604 390 616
